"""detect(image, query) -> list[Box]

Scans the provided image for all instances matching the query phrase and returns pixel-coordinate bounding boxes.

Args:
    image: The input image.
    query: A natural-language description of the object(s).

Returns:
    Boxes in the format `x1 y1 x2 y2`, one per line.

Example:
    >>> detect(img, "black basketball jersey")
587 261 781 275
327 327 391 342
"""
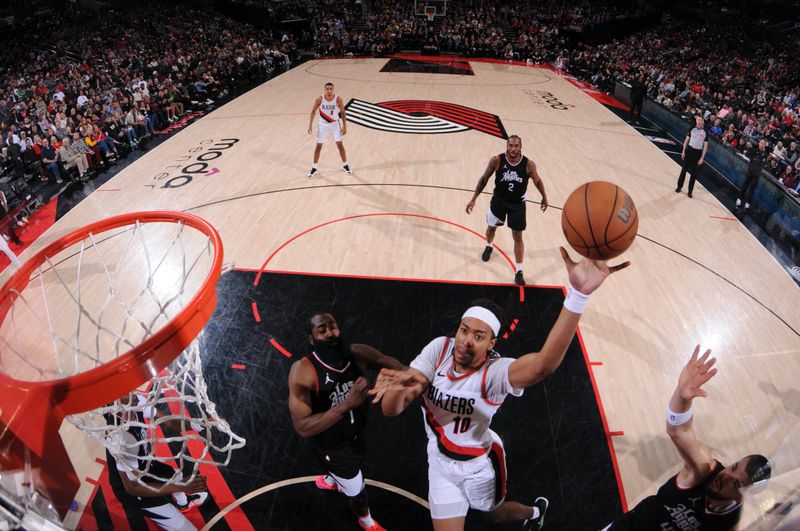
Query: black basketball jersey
492 153 529 203
613 462 741 530
304 346 367 449
106 407 171 508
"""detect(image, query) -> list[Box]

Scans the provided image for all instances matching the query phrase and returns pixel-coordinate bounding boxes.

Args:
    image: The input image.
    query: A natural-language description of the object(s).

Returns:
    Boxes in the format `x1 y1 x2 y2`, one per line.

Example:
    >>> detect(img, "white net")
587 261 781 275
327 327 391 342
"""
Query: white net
0 214 245 492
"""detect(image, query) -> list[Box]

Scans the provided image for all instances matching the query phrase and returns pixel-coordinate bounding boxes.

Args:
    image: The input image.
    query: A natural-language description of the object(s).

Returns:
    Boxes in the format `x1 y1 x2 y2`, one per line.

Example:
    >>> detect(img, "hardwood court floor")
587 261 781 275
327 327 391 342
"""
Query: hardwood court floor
8 57 798 529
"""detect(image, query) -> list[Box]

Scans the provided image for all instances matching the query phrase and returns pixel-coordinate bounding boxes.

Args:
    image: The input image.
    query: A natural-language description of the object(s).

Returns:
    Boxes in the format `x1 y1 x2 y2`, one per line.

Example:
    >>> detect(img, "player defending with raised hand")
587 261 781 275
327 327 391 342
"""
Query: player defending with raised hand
288 312 405 531
369 248 629 531
465 135 548 286
307 82 351 178
600 347 771 530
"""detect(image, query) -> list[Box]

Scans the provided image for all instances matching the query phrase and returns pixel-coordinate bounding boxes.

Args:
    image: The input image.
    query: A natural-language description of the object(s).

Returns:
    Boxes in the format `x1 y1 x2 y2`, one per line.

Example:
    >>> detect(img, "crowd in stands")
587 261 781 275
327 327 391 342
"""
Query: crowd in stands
2 0 799 249
562 16 800 196
0 1 294 240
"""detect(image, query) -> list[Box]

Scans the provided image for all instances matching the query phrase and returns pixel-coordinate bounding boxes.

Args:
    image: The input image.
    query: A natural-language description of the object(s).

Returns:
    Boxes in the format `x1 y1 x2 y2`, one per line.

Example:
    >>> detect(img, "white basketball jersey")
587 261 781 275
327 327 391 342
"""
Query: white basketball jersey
318 94 340 125
410 336 524 461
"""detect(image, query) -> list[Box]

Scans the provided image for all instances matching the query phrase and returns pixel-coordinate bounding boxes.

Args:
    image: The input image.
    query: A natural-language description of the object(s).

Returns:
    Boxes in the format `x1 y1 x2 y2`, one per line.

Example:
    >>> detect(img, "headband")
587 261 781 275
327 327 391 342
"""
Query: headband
462 306 501 337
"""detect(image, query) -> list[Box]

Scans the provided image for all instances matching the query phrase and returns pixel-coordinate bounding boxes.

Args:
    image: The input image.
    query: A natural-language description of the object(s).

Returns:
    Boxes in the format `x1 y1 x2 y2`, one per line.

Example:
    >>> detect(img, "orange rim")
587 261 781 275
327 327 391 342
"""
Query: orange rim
0 211 223 416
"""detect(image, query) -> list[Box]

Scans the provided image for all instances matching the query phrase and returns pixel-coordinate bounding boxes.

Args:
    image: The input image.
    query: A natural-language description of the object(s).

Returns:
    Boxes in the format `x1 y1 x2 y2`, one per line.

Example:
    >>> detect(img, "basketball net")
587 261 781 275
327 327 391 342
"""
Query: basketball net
0 212 244 518
425 6 436 22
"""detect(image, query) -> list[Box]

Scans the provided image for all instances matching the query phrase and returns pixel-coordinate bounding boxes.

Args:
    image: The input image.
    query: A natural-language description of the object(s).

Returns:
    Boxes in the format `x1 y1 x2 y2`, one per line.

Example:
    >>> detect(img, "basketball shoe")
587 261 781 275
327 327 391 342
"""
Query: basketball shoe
358 519 386 531
481 245 493 261
307 167 318 179
315 475 340 492
176 492 208 512
522 497 549 530
514 270 525 286
343 163 352 175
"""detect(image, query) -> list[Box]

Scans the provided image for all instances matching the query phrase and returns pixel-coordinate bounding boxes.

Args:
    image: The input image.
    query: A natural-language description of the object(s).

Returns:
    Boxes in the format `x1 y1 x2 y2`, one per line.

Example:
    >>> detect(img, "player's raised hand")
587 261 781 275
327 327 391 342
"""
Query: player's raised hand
345 377 369 409
185 475 207 494
677 346 718 401
368 368 426 404
560 246 629 295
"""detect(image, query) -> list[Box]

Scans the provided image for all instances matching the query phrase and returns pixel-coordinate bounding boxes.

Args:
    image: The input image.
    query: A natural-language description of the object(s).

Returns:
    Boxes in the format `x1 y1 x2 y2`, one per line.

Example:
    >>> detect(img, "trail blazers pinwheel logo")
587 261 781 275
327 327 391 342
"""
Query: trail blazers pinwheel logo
345 99 507 139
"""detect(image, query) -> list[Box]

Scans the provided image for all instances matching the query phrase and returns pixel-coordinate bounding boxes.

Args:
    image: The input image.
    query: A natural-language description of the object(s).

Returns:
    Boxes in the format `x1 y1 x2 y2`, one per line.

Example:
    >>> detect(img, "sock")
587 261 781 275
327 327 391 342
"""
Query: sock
515 263 523 273
312 164 318 170
324 475 336 486
358 512 375 527
485 243 494 249
343 161 349 166
530 506 540 520
174 492 188 506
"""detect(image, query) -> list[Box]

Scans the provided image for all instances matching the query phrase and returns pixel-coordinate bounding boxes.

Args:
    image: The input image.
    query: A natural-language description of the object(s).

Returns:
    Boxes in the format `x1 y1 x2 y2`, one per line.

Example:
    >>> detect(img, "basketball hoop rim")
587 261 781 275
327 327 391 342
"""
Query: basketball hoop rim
0 210 223 416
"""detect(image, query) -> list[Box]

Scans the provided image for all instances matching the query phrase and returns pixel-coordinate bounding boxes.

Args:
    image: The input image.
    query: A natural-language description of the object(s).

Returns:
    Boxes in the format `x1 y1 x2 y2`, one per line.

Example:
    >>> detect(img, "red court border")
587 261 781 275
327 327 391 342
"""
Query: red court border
242 211 628 511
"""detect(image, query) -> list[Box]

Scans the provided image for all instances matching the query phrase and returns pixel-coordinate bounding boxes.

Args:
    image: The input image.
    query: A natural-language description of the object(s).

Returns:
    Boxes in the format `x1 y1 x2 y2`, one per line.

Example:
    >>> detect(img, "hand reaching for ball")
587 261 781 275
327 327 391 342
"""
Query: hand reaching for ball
560 246 630 295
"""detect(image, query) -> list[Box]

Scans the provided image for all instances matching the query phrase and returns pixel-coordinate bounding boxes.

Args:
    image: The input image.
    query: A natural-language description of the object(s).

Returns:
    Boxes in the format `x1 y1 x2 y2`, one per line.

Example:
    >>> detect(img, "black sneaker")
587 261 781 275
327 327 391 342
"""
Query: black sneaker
481 246 493 262
307 167 318 179
343 164 352 175
687 192 693 198
675 187 681 193
514 271 525 286
522 497 549 530
176 492 208 512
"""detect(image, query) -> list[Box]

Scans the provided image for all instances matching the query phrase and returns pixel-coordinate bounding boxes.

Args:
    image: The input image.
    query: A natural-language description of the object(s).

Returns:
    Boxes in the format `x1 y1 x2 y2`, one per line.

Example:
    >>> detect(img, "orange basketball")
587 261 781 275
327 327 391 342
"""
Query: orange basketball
561 181 638 260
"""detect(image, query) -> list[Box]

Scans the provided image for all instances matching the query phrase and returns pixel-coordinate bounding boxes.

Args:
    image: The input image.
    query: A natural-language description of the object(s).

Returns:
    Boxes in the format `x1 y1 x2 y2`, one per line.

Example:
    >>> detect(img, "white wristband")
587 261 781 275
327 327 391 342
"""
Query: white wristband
666 407 693 426
563 284 590 314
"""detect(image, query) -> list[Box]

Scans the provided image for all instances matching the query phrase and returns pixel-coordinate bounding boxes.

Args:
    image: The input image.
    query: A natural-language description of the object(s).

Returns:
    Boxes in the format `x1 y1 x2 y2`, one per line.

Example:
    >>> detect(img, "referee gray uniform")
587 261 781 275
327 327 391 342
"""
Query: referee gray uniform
676 125 708 197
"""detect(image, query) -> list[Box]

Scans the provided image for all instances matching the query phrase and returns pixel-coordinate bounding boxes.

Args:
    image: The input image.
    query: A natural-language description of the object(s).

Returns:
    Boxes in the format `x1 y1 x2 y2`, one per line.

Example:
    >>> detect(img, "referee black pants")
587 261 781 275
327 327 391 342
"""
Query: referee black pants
676 147 702 194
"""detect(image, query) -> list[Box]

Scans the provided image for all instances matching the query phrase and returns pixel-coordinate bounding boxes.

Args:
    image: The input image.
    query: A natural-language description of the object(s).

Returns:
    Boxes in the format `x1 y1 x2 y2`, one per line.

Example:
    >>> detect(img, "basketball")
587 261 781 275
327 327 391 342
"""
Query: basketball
561 181 638 260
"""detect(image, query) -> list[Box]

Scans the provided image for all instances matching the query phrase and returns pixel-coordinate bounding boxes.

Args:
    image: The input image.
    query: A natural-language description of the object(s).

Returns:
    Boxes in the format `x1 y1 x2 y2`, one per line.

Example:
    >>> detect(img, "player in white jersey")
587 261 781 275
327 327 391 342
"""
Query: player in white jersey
307 81 351 178
369 247 629 531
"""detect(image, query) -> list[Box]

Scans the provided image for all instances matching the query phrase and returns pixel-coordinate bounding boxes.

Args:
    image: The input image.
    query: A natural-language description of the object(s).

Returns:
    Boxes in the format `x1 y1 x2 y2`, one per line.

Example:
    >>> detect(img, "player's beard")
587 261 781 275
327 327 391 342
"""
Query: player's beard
312 335 348 366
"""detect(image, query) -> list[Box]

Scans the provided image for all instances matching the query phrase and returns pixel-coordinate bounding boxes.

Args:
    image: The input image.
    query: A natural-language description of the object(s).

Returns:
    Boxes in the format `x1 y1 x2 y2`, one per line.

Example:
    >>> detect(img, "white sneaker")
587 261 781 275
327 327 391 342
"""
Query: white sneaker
788 266 800 282
307 167 318 179
744 202 750 210
343 164 352 175
735 198 741 207
176 491 208 512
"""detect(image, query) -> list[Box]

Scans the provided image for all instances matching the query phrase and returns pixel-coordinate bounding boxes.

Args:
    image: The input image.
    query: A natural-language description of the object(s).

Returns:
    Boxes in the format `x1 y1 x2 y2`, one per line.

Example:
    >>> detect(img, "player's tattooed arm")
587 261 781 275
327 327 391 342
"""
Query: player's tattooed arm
368 368 429 416
529 159 548 211
466 156 500 214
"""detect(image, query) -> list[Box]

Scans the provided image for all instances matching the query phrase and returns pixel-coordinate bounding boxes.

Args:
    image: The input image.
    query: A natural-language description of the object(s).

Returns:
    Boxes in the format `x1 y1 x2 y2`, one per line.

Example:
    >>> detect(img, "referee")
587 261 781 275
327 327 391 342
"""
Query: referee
676 116 709 198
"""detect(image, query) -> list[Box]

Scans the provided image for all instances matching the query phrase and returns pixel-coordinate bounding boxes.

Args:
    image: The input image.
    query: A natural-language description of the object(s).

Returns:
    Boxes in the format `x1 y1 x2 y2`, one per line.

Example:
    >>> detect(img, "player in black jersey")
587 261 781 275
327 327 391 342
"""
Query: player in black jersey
465 135 548 286
287 312 406 531
601 347 771 531
104 393 209 530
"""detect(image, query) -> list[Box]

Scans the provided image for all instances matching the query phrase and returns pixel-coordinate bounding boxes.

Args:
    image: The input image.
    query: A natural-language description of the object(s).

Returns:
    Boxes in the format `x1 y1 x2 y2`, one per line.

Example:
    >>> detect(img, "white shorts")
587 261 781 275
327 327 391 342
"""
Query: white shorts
316 121 343 143
427 430 507 520
141 503 195 530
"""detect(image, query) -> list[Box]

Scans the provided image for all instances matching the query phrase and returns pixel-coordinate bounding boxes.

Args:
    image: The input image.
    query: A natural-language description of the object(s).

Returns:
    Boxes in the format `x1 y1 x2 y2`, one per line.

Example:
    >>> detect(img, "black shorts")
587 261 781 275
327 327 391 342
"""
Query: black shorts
311 433 367 480
488 197 526 231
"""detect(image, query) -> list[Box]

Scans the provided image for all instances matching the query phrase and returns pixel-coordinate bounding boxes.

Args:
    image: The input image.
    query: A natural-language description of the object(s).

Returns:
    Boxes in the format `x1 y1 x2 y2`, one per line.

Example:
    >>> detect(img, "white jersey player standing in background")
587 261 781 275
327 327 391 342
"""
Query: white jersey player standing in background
307 81 351 178
369 247 629 531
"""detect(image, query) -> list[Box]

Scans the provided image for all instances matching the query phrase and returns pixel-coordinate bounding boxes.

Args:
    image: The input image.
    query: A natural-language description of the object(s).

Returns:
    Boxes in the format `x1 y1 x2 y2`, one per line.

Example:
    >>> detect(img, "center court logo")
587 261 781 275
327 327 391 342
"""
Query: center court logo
148 138 240 189
522 90 574 110
345 99 507 139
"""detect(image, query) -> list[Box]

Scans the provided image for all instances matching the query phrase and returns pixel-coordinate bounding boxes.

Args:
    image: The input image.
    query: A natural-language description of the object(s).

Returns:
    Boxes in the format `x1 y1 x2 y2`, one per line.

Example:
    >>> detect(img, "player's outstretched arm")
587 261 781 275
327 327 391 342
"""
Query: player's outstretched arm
308 97 321 134
351 343 405 371
120 471 206 498
337 96 347 135
507 247 629 389
528 159 548 211
368 367 429 416
288 360 367 438
466 156 500 214
666 346 716 484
